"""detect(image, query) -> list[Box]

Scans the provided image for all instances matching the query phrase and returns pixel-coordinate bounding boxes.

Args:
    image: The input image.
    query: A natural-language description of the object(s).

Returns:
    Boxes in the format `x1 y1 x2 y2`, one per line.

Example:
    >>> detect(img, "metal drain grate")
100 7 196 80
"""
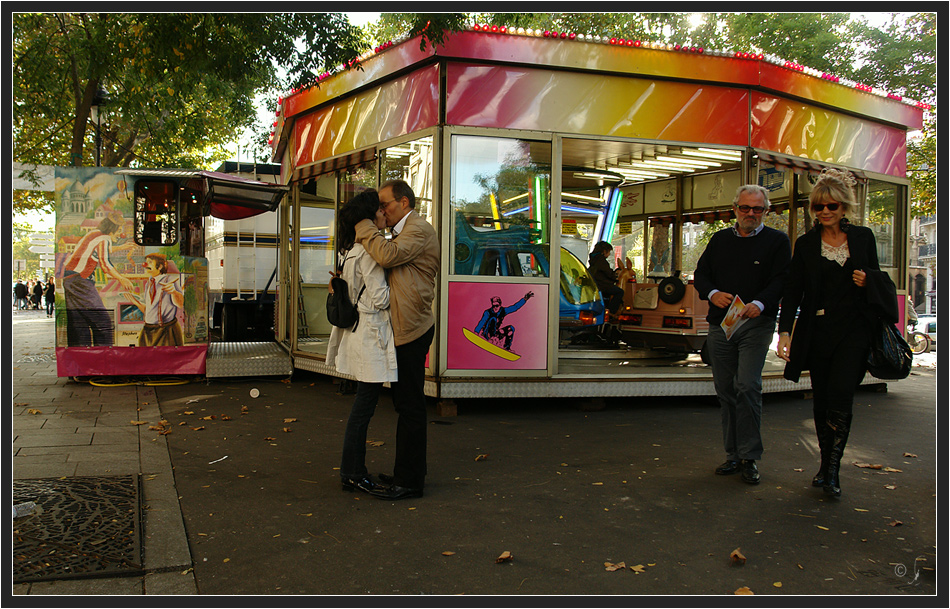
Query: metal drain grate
13 475 144 583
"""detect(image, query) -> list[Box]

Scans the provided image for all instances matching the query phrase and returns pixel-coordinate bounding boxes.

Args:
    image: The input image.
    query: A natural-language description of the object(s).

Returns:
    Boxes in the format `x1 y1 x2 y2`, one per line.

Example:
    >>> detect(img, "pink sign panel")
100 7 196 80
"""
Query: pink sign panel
446 282 549 371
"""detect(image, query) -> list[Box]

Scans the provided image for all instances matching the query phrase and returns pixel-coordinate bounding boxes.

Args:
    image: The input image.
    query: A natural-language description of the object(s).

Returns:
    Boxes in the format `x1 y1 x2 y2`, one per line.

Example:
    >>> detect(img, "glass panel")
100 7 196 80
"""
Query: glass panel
865 179 899 271
134 180 178 245
450 135 551 276
606 219 645 280
381 136 434 223
298 206 335 284
339 160 377 208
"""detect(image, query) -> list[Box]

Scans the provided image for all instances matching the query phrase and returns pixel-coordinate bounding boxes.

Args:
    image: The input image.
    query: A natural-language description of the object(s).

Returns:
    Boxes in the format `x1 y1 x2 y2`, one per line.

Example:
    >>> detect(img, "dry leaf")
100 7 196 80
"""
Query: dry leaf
282 427 293 433
27 408 42 415
883 467 902 473
442 551 456 556
604 561 625 571
793 467 804 472
475 454 489 461
191 426 206 431
888 520 903 527
496 551 513 563
368 440 385 447
735 586 754 595
773 582 783 588
221 415 232 421
854 462 882 469
884 484 897 490
816 525 829 531
730 548 746 565
902 452 917 458
264 436 276 441
284 418 297 423
854 508 869 512
184 411 194 415
200 415 216 420
130 420 148 426
629 564 646 574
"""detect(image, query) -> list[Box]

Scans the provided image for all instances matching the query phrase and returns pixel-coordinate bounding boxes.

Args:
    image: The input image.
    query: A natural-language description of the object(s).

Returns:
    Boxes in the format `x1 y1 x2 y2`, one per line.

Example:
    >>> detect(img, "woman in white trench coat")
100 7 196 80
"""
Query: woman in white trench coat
326 189 398 495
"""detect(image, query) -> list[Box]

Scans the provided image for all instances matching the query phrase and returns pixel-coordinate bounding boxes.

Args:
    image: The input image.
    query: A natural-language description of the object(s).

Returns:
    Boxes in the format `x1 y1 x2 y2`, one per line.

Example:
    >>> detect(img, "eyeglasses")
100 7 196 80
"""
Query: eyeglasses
811 202 841 212
736 205 766 214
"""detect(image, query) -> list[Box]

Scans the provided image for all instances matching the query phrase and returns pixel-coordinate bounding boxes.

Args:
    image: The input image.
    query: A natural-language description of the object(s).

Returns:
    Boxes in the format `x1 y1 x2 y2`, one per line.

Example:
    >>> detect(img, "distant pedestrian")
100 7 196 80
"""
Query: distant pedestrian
14 280 29 311
44 277 56 318
32 280 44 309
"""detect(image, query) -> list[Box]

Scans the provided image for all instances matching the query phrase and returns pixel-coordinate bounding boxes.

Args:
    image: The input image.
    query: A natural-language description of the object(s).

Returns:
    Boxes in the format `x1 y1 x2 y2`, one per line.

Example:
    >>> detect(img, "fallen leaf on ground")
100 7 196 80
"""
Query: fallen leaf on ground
854 462 882 469
496 551 512 563
368 440 385 447
604 562 625 571
816 525 829 531
888 520 903 527
442 551 456 556
902 452 917 458
284 418 297 423
884 485 897 490
730 548 746 565
130 420 148 425
191 426 205 431
735 586 754 595
630 564 646 574
883 467 902 473
282 427 293 433
475 454 489 461
264 436 276 441
200 415 215 420
773 582 782 588
27 408 42 415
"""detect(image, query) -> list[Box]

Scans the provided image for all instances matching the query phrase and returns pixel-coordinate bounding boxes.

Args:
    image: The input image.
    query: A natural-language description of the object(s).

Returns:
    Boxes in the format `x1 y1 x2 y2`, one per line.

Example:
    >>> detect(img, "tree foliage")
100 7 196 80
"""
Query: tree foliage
13 13 366 172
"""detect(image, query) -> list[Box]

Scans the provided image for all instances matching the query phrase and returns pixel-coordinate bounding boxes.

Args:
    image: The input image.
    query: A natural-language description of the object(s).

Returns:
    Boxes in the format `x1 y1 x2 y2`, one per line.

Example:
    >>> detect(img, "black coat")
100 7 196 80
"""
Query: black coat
778 224 892 382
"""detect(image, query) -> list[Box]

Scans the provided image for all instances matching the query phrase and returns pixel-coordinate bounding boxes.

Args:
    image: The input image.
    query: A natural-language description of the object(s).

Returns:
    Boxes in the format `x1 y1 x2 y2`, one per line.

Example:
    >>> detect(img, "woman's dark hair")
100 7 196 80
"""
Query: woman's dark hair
337 189 380 254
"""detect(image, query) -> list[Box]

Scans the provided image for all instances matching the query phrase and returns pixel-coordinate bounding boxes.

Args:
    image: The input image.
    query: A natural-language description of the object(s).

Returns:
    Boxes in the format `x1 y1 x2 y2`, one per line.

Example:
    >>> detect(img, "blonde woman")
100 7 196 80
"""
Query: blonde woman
776 168 890 498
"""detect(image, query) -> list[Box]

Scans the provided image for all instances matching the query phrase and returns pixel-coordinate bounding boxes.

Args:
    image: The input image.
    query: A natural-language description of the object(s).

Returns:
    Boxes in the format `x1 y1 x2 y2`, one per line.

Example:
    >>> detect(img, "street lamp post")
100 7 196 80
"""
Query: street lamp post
90 86 110 167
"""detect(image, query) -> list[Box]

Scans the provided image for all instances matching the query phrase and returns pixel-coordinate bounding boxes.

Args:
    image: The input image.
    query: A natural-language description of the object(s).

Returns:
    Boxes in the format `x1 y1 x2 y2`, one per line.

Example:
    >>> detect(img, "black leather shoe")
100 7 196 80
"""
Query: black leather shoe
740 460 760 485
370 484 423 500
715 460 740 475
341 475 385 494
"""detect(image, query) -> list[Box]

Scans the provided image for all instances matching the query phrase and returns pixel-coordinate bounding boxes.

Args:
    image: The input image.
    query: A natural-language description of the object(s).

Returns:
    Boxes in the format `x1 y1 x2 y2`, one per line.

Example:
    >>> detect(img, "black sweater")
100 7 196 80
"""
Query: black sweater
694 226 791 325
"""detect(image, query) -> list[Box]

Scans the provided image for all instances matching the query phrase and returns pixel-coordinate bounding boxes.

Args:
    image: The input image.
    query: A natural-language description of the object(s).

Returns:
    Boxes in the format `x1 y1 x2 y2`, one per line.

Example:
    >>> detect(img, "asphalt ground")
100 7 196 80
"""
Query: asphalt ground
11 307 941 598
155 362 939 597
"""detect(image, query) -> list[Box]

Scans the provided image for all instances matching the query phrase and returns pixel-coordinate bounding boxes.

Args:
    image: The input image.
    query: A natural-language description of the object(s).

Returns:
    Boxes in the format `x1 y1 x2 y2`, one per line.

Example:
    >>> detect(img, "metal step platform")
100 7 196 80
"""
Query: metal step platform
206 341 293 378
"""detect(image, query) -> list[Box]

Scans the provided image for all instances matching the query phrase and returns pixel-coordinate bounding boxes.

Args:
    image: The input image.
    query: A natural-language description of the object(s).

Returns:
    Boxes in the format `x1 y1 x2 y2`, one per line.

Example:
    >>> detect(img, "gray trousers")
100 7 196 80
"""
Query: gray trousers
705 316 775 461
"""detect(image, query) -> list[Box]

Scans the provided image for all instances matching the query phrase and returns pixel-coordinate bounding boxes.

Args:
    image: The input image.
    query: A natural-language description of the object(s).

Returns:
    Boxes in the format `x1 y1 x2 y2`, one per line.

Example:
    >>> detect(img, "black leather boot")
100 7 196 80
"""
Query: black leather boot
812 409 832 487
823 411 852 498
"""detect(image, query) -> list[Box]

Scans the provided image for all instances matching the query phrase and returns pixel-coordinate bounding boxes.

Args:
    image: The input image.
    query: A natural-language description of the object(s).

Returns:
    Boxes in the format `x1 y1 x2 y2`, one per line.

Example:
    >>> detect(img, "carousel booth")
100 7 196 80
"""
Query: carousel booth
269 26 924 407
54 167 290 379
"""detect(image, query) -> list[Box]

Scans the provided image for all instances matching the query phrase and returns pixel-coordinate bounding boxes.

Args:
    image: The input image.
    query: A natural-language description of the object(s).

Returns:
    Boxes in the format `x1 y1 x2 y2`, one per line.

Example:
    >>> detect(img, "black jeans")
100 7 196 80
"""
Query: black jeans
340 381 382 478
391 325 434 489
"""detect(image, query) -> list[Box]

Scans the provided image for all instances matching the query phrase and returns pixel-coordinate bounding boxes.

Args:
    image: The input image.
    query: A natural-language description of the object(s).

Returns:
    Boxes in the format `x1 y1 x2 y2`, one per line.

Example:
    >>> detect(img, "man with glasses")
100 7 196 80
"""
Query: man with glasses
354 180 440 500
695 185 791 485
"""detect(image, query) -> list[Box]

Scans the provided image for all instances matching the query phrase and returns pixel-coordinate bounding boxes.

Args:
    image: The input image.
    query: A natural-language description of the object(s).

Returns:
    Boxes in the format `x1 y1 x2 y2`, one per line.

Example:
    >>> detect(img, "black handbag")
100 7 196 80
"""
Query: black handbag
866 319 912 380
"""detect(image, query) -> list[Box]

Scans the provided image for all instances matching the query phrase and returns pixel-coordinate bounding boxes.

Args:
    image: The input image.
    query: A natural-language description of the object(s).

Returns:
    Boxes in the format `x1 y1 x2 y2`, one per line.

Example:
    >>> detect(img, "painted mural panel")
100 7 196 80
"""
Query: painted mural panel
54 167 208 376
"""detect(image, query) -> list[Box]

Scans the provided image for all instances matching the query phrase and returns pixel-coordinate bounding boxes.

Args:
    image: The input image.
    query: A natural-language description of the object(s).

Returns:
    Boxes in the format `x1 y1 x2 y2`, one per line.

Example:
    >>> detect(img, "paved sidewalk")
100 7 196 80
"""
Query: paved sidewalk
11 308 196 595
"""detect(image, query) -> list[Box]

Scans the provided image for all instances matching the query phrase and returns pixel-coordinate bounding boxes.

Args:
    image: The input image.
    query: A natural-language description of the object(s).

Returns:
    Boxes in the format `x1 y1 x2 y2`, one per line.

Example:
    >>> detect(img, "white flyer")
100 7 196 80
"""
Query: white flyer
721 295 748 340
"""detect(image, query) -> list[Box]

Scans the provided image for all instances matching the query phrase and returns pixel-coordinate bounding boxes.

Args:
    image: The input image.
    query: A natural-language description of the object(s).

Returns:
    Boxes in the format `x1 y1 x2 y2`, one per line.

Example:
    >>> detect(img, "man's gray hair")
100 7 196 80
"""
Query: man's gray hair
733 184 770 208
